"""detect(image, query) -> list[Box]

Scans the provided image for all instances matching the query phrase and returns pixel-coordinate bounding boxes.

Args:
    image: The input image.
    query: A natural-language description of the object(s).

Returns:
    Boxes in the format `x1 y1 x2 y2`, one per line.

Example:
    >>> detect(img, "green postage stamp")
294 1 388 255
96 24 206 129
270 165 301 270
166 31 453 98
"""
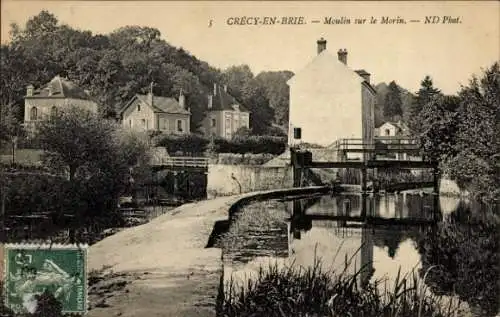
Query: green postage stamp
3 243 88 315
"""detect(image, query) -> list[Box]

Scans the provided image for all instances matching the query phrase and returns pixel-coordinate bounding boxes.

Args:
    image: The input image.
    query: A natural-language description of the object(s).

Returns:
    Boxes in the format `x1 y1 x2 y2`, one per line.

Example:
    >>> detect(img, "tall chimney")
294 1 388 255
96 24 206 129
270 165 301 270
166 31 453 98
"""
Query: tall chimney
179 89 185 109
208 95 213 109
337 49 348 65
317 37 327 55
26 84 34 97
213 83 217 96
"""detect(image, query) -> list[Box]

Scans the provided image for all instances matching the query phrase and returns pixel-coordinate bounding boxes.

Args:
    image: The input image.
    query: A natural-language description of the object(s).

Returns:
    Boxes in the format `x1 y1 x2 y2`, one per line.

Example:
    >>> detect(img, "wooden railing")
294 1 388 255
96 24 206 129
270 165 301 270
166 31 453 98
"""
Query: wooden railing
330 138 420 152
155 156 209 168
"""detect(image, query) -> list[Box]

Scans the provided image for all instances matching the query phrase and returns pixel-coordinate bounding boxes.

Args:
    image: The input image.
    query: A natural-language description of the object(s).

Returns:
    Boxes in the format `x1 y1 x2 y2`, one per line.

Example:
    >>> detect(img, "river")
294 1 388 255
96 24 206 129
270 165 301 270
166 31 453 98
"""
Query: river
217 192 499 316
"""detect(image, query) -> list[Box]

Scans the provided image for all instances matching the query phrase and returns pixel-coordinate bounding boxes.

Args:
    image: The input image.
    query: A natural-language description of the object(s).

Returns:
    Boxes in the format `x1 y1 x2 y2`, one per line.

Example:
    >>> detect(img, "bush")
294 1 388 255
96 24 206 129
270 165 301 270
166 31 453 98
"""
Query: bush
155 133 209 156
155 133 287 156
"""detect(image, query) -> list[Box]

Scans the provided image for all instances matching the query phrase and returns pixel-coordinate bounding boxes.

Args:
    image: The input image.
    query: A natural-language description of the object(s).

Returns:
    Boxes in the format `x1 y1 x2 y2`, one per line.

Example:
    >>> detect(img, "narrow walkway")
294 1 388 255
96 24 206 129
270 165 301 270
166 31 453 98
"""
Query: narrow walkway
87 186 327 317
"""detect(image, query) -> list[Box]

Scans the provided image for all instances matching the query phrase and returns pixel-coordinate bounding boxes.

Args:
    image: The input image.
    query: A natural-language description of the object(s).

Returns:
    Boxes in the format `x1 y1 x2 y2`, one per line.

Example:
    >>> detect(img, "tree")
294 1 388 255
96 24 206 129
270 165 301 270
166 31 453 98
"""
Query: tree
446 62 500 200
37 106 149 241
383 81 403 120
255 71 294 126
418 95 460 163
417 202 500 315
409 76 441 133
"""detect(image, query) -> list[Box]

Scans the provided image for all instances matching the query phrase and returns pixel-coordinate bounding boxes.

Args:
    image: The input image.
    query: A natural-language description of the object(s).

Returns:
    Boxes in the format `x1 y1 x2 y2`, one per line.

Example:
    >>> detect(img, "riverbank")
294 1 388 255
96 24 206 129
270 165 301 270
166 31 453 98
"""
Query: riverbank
87 186 328 317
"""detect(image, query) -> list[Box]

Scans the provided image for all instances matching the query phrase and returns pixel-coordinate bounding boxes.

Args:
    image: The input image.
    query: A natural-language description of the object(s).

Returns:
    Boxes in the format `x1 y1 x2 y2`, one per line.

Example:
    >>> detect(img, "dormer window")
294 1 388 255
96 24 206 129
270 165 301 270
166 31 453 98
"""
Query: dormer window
137 104 141 112
385 129 390 136
233 104 240 111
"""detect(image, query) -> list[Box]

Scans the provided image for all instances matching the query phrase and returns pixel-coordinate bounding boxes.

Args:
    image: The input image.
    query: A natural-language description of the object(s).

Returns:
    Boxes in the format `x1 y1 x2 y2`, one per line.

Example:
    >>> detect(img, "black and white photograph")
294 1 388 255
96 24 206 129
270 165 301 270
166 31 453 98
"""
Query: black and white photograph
0 1 499 316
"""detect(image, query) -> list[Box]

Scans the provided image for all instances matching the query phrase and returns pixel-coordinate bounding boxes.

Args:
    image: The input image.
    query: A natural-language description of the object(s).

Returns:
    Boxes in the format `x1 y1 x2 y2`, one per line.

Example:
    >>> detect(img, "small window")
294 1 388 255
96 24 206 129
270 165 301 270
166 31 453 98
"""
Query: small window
177 120 183 132
141 119 146 129
30 107 38 121
211 118 216 127
137 104 141 112
50 106 57 119
385 129 390 136
161 118 168 130
129 120 132 127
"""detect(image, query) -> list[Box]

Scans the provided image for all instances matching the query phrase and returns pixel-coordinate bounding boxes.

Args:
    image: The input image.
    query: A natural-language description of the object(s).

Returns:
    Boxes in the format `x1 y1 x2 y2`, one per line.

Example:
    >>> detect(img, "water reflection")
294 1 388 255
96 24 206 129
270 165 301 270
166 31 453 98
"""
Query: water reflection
221 193 499 316
288 194 436 289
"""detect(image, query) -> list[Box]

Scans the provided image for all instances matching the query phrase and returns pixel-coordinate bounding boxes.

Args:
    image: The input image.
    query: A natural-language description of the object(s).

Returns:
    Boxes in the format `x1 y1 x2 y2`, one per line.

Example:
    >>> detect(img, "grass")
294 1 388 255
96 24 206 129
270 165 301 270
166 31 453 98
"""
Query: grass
221 256 466 317
216 200 288 253
218 200 470 317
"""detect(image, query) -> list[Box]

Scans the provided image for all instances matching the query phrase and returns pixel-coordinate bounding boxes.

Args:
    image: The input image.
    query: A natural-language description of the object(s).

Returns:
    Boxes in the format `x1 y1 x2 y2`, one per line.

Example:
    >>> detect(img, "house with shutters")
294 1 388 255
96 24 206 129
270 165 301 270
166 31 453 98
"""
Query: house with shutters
23 75 99 132
202 83 250 139
287 38 376 159
119 90 191 134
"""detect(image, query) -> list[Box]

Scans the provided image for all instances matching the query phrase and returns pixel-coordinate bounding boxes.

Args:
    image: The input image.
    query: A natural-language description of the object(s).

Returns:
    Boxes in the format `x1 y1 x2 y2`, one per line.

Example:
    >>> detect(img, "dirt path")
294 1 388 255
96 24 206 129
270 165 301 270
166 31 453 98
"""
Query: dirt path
86 196 237 317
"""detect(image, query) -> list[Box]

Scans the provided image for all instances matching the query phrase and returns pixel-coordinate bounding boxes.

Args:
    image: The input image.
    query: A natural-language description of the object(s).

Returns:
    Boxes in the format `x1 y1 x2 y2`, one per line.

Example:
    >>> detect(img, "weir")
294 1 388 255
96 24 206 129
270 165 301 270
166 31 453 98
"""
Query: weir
291 137 440 194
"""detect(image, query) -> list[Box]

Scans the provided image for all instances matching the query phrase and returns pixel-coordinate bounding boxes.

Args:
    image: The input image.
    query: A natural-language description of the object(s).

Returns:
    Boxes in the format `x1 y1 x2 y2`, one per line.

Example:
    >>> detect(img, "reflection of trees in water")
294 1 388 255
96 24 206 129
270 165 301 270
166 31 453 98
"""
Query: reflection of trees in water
416 201 500 316
372 226 425 259
373 229 405 258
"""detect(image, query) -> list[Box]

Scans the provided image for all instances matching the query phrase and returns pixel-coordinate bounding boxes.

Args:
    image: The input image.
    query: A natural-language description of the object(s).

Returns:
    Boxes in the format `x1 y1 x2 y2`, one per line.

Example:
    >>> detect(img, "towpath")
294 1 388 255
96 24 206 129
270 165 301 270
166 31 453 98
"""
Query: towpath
87 187 327 317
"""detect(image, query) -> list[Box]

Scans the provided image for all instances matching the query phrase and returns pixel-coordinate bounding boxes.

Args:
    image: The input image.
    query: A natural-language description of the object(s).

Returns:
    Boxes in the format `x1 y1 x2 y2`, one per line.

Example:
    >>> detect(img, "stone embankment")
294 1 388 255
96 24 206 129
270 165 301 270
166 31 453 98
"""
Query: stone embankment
87 186 328 317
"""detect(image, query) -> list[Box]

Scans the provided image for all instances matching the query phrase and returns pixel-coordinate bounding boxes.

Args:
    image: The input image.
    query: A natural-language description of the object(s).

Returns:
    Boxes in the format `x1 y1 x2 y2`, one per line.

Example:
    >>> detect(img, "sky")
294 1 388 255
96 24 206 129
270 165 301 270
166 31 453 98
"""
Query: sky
1 1 499 94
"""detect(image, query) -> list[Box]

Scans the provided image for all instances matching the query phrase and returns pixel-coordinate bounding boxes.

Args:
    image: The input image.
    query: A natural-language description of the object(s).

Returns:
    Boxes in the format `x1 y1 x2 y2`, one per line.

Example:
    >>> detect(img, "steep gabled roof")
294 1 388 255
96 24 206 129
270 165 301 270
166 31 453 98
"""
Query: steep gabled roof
378 121 409 132
27 75 92 100
288 50 376 94
209 85 249 112
119 94 190 115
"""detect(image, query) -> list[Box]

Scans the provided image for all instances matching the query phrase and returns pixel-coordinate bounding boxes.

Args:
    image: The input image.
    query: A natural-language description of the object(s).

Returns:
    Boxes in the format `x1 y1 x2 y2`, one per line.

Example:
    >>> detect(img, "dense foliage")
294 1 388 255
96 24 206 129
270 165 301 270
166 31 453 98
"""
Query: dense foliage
1 107 150 243
415 63 500 201
155 133 287 156
0 10 292 136
383 81 404 121
417 201 500 316
408 76 441 133
375 82 415 127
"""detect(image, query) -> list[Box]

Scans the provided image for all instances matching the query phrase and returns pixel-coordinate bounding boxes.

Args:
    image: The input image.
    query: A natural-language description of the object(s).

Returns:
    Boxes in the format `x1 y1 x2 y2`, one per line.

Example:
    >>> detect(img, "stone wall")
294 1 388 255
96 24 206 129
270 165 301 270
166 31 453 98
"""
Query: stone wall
207 164 293 198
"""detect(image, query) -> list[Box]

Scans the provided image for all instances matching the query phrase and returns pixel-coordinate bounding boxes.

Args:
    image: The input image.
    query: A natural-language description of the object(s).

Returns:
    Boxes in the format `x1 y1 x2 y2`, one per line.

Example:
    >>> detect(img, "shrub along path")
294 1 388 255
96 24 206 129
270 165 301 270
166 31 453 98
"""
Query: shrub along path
87 186 327 317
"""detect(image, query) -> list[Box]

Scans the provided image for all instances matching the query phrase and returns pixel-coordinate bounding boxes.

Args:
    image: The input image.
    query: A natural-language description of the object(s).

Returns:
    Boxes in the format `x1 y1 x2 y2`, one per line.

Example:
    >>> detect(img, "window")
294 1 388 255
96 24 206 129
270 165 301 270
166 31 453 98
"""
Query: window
50 106 57 119
385 129 390 136
30 107 38 121
137 104 141 112
141 119 146 129
161 118 168 130
211 118 216 127
177 120 183 132
129 120 132 127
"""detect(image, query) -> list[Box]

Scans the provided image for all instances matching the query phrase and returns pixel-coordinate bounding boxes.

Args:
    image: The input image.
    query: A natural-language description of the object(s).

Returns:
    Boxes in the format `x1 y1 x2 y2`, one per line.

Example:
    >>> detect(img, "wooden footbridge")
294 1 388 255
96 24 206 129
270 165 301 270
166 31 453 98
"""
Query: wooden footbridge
150 156 209 172
291 137 439 193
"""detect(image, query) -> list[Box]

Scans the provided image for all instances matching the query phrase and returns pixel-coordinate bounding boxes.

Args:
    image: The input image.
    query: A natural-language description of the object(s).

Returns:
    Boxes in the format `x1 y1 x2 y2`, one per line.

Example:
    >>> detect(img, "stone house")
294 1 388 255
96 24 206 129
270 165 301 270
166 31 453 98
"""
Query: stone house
375 121 410 137
202 84 250 139
23 75 99 132
119 91 191 134
287 38 376 159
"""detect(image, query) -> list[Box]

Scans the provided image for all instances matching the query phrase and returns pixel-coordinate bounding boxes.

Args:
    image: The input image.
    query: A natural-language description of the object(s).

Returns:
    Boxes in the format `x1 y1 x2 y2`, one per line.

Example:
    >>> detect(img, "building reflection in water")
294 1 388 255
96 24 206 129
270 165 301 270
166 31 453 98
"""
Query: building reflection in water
288 193 439 289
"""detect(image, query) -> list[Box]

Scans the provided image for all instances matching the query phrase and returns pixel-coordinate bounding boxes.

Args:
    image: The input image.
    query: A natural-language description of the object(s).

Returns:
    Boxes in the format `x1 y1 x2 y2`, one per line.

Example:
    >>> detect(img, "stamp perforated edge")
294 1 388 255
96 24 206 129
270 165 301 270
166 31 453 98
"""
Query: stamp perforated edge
3 243 89 315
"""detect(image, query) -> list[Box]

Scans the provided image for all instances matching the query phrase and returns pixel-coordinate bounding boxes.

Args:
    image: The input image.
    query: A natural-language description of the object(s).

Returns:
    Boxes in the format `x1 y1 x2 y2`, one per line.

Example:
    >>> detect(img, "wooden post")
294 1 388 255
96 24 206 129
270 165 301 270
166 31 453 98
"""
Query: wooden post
173 171 178 196
361 166 367 193
1 185 5 241
433 167 439 194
